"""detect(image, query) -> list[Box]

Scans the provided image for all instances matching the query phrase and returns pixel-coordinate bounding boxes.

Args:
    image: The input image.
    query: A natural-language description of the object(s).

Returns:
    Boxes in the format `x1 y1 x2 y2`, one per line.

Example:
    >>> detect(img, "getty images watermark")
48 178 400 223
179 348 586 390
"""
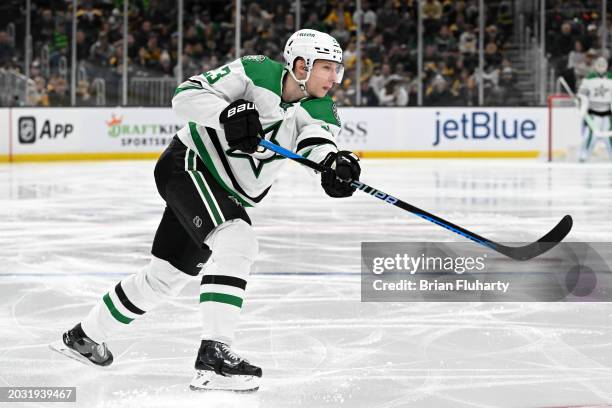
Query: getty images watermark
361 242 612 302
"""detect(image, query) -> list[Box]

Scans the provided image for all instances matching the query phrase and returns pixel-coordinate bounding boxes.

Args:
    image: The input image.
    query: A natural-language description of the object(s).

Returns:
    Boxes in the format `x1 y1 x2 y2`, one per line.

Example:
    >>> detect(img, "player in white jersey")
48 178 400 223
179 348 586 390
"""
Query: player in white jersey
577 57 612 161
51 29 361 392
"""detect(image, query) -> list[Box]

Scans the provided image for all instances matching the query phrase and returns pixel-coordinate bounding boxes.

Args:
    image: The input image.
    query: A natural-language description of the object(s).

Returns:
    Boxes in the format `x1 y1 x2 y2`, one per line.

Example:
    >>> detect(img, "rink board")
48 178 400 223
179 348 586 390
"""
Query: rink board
0 109 8 162
0 107 547 162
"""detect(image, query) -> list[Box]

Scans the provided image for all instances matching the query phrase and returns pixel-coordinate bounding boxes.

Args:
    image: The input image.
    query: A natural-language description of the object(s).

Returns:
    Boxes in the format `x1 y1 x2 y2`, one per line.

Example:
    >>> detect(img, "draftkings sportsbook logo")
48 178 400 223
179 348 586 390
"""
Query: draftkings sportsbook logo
105 114 182 147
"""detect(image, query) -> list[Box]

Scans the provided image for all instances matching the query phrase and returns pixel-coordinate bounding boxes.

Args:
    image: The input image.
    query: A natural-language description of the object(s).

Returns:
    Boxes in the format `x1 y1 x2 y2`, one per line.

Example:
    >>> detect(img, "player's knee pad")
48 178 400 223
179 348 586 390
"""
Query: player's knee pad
205 219 259 263
125 256 194 305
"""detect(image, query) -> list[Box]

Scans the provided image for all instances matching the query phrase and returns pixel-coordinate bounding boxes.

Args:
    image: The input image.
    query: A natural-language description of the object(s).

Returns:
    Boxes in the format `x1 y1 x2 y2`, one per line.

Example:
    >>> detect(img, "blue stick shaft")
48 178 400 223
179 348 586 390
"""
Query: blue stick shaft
258 138 572 260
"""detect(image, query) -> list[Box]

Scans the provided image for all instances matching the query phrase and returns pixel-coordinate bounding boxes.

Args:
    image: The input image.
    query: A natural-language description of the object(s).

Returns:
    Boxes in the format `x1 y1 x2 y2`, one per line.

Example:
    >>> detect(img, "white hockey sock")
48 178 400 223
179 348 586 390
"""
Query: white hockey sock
81 256 193 343
199 219 258 346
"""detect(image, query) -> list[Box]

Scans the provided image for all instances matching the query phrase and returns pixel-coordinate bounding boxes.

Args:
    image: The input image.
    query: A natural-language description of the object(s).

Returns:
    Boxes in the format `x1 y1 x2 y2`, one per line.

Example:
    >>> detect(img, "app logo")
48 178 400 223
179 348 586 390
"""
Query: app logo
18 116 73 143
18 117 36 144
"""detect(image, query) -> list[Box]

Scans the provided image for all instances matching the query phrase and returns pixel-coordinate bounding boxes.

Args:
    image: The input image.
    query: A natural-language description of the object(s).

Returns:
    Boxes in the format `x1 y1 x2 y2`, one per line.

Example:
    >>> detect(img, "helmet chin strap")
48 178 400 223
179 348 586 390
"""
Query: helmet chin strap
288 68 312 98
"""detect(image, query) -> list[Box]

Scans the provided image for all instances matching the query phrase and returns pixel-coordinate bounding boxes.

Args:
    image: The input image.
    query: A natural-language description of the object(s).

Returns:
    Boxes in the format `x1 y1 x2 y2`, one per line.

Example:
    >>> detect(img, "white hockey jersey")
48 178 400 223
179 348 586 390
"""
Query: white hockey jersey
578 72 612 113
172 55 341 207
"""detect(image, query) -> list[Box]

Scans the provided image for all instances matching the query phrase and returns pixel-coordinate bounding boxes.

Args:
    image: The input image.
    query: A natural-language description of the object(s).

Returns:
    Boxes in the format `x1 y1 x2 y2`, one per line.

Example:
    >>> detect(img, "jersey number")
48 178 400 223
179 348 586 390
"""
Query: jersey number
203 66 231 84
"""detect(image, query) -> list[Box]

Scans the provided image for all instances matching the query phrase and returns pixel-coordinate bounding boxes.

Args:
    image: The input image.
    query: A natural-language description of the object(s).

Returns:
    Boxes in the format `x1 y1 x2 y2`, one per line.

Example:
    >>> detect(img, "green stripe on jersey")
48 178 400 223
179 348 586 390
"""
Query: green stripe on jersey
174 85 202 96
200 292 243 308
187 122 252 207
300 96 340 127
103 293 133 324
241 56 284 97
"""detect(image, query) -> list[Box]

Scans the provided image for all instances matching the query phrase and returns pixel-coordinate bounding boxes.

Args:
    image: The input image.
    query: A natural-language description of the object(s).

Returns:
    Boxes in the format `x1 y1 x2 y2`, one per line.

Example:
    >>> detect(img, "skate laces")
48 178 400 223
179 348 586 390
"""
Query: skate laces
219 343 240 363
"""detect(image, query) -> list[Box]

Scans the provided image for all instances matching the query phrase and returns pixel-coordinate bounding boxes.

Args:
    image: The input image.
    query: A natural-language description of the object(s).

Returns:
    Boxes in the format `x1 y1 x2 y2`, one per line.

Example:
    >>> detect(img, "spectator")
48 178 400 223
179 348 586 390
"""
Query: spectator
246 3 273 35
464 0 479 26
459 24 477 55
582 23 599 51
387 41 411 68
159 50 174 77
498 67 522 106
567 40 586 76
426 75 454 106
449 69 474 106
51 23 69 62
549 22 575 69
365 34 385 64
47 76 69 106
484 42 503 70
303 12 327 32
325 0 356 32
446 1 467 28
77 0 103 38
36 9 55 44
379 76 408 106
369 63 392 96
333 87 353 106
422 0 443 38
75 30 91 61
377 0 399 35
496 1 513 45
407 80 420 106
343 41 357 64
90 32 115 67
436 25 458 55
27 76 50 107
576 48 598 83
396 11 416 45
106 13 123 44
137 35 162 70
353 0 377 31
358 80 379 106
76 79 95 106
134 20 153 52
0 31 15 66
345 52 374 83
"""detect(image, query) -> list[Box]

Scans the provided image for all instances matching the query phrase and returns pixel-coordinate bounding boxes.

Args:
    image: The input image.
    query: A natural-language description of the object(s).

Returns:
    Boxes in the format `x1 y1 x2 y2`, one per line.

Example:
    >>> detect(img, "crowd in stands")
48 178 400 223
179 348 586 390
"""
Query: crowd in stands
546 0 611 92
0 0 603 107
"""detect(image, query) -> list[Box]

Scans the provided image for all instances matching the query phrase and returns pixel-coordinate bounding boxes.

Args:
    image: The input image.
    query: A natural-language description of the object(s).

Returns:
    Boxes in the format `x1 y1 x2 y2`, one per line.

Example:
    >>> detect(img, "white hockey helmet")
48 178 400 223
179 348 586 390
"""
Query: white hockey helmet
284 29 344 93
594 56 608 75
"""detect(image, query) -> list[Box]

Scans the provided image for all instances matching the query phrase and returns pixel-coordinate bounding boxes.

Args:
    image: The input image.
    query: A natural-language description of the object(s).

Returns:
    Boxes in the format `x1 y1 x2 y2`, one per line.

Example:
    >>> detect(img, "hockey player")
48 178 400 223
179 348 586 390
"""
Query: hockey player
51 29 361 392
577 56 612 162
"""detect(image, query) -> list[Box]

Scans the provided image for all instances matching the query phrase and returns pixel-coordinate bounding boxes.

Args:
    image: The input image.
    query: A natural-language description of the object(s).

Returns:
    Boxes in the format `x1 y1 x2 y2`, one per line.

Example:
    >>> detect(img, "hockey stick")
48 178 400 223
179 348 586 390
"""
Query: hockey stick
259 139 573 261
558 76 612 137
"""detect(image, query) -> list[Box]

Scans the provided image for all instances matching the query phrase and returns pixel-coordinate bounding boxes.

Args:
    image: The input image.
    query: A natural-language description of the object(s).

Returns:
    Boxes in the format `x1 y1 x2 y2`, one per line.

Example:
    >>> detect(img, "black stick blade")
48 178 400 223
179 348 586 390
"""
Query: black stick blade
494 215 574 261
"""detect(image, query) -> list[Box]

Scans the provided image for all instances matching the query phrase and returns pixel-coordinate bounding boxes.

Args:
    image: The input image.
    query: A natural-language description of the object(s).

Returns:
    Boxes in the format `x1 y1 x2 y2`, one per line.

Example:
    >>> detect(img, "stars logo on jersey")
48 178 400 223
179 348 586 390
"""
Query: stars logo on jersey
226 120 285 178
594 84 610 98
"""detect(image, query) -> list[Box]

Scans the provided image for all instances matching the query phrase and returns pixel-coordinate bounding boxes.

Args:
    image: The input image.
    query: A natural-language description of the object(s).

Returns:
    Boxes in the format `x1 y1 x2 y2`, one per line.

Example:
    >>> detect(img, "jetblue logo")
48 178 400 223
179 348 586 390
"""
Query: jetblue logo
433 111 536 146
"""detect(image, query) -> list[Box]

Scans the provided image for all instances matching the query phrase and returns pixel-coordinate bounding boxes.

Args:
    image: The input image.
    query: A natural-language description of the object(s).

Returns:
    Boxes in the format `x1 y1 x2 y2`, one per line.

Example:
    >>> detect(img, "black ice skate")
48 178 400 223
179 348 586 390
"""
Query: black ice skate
189 340 262 392
49 323 113 367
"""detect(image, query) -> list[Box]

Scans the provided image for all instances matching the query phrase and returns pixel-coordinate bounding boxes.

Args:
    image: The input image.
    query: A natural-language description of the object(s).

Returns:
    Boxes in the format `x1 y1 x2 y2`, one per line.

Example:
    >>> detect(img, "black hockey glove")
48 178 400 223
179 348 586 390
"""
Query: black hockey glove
320 151 361 198
219 99 263 154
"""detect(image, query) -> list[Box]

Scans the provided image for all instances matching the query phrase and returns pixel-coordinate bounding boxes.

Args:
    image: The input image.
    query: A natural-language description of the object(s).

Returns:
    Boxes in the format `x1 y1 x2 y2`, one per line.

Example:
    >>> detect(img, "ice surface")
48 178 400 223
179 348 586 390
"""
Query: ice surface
1 159 612 408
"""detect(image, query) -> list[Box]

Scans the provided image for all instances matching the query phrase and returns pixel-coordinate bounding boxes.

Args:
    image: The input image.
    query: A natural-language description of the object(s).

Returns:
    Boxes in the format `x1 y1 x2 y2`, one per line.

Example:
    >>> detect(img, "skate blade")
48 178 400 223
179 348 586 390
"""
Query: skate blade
49 340 106 368
189 370 260 393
